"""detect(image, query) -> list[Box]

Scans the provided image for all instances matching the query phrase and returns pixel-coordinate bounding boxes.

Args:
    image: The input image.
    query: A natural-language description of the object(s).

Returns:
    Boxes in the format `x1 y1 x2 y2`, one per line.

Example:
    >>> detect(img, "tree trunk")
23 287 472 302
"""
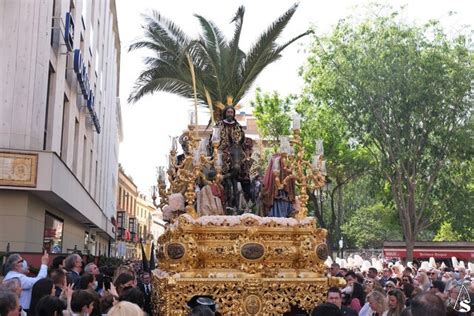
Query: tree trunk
405 236 415 263
326 230 335 259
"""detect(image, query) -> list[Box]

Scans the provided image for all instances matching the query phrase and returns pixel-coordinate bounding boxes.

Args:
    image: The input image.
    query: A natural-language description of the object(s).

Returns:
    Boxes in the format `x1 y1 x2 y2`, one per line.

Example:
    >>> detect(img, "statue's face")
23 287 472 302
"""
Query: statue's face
225 108 235 120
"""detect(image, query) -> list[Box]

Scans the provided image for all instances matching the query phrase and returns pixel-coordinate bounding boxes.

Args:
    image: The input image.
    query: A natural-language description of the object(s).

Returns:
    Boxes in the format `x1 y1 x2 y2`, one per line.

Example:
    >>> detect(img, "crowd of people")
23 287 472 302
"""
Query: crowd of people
312 262 474 316
0 251 154 316
1 250 473 315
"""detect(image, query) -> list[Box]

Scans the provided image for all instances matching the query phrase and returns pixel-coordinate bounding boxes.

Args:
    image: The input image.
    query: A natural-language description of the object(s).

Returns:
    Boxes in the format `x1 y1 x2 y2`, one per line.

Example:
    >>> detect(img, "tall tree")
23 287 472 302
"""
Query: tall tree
342 202 403 249
430 118 474 241
251 88 292 144
253 88 372 255
301 8 473 261
296 102 371 254
128 4 310 120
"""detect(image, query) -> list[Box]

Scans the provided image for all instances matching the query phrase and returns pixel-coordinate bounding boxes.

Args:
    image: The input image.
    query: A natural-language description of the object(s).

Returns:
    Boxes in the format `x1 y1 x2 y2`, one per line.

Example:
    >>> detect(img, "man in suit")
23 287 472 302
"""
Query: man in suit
326 287 357 316
138 272 153 315
64 253 83 289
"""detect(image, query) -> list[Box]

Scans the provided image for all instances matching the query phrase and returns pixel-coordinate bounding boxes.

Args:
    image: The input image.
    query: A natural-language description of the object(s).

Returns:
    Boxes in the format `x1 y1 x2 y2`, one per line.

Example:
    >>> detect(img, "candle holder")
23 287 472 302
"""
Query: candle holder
156 124 224 219
275 128 326 220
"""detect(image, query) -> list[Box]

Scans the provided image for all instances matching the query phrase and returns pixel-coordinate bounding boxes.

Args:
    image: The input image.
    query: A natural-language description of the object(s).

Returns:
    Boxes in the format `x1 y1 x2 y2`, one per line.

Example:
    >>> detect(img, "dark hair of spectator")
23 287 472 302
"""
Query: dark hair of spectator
368 267 378 275
99 265 116 278
35 295 66 316
402 283 415 300
327 287 342 296
0 291 18 316
431 280 445 293
78 273 94 290
410 292 445 316
71 290 95 313
113 273 135 294
28 278 54 316
189 305 215 316
344 271 357 279
402 275 414 284
355 273 365 284
51 256 66 269
311 303 343 316
50 268 66 286
119 287 145 309
99 293 116 315
351 282 365 304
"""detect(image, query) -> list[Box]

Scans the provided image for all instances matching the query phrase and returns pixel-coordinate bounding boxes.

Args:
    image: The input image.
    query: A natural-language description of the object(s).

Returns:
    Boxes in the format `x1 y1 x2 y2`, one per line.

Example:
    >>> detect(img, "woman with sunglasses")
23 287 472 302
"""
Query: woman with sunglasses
3 251 49 313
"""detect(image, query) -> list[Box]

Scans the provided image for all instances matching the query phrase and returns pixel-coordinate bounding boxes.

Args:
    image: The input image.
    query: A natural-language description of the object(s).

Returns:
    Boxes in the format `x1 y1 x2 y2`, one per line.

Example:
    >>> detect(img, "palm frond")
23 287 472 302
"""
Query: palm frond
225 6 246 100
129 4 305 110
235 4 304 102
194 14 231 103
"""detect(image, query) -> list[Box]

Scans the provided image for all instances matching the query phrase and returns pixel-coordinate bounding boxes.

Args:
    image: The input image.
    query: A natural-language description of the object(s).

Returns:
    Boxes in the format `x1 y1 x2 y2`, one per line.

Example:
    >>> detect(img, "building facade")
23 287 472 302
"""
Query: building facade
116 166 138 259
136 193 152 242
116 166 165 259
150 209 166 247
0 0 122 256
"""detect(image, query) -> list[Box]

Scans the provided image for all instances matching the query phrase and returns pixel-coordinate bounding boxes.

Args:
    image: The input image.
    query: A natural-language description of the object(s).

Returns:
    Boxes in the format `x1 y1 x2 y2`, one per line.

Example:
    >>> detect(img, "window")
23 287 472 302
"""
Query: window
82 136 87 183
129 218 136 233
43 212 64 253
51 0 56 46
60 94 70 160
117 211 123 239
43 64 55 150
89 22 94 55
72 118 79 173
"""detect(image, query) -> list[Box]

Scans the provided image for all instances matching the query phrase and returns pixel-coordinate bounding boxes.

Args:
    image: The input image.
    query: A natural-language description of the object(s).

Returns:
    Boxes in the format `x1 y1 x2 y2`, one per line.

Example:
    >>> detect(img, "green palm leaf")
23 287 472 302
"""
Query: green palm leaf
129 4 308 117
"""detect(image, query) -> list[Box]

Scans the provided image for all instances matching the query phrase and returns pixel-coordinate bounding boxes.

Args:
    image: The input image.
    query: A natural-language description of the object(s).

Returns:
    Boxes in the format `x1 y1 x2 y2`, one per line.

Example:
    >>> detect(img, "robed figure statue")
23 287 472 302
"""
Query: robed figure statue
262 154 296 217
215 106 246 213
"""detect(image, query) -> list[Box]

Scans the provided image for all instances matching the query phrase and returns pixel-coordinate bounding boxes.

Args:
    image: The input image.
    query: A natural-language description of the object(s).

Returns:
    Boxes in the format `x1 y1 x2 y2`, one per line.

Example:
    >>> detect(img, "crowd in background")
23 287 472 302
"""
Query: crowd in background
311 261 474 316
0 251 472 316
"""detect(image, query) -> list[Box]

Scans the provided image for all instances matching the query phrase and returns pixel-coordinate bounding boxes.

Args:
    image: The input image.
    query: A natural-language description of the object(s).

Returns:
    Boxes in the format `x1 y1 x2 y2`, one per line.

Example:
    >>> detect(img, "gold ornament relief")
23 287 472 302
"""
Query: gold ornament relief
244 295 262 315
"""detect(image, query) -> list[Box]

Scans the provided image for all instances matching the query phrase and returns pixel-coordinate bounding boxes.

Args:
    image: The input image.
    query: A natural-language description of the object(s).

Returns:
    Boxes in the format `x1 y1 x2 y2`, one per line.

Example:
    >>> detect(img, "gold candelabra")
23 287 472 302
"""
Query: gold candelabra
152 120 223 219
274 114 326 220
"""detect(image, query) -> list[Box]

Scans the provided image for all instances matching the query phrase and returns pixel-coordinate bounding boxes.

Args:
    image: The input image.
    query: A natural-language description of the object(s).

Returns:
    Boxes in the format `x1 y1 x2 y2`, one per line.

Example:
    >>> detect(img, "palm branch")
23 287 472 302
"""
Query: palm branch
129 4 309 119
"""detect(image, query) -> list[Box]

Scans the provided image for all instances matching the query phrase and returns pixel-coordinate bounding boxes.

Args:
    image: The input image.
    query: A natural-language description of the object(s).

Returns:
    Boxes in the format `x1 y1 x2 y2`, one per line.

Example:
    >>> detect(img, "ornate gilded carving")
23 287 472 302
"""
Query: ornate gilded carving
152 274 343 315
244 295 262 314
157 214 328 274
153 214 346 315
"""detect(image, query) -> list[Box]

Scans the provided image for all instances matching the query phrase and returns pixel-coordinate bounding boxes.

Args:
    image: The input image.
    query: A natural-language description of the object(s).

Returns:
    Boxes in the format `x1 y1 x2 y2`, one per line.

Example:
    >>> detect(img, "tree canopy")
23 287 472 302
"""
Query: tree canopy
251 88 292 144
301 8 473 260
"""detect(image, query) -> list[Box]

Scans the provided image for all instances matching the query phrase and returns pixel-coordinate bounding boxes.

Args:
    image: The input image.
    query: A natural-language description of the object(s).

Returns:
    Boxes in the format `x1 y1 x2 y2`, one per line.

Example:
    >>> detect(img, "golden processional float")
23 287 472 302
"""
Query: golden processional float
151 112 345 315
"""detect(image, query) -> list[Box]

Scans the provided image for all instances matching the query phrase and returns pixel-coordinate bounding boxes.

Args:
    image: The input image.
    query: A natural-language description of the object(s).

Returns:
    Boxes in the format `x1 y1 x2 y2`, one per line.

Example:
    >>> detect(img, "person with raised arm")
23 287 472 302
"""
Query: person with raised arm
3 250 49 313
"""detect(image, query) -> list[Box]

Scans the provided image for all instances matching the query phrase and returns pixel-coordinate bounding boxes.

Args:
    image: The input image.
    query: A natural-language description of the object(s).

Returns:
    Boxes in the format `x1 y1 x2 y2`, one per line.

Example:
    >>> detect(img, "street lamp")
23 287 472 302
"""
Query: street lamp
339 237 344 259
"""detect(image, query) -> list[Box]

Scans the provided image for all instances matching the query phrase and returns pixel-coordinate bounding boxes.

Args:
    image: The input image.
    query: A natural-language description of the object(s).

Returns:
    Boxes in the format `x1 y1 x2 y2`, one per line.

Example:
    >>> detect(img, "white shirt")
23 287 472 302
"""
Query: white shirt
4 264 48 309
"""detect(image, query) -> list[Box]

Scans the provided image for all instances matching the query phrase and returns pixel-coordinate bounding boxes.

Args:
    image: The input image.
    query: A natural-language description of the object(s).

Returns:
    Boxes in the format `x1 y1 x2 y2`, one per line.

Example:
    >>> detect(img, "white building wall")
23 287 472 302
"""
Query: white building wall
0 0 121 252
